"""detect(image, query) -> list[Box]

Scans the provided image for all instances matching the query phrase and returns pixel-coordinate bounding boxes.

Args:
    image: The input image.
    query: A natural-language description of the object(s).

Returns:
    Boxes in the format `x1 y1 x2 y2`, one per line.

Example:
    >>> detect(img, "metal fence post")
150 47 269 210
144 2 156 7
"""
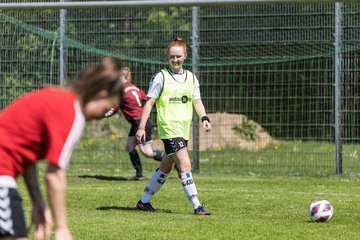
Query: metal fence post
192 6 200 173
334 2 342 174
59 0 67 86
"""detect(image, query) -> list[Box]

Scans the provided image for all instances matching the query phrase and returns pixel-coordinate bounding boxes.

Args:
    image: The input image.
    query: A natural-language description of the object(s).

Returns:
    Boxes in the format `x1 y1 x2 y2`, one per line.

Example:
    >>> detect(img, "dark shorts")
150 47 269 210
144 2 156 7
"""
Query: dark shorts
129 119 152 143
0 187 27 238
162 137 188 155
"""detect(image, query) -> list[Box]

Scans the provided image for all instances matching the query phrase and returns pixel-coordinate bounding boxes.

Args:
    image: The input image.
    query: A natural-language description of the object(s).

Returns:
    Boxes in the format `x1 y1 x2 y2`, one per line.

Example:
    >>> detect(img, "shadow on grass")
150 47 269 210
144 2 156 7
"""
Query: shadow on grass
79 174 178 181
96 206 172 213
78 175 128 181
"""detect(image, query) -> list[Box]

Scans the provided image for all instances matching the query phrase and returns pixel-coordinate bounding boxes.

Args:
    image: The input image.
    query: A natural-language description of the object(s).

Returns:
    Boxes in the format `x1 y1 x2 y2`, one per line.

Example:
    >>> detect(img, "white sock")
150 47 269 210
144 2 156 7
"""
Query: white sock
180 172 201 209
140 169 168 203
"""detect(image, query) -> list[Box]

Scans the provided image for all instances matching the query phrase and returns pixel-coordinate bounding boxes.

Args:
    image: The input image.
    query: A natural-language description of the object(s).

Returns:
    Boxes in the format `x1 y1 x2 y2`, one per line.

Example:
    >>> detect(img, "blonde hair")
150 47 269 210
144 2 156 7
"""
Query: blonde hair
121 67 132 83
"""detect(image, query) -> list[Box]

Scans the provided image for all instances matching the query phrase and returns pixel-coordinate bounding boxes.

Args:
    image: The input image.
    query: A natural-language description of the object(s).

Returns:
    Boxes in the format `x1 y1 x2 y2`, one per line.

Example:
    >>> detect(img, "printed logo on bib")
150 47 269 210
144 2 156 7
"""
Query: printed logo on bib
169 95 192 104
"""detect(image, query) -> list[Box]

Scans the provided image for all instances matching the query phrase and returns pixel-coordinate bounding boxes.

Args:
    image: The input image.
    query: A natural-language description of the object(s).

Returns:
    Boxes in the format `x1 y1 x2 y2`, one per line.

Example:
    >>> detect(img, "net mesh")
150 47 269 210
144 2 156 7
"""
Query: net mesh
1 2 360 175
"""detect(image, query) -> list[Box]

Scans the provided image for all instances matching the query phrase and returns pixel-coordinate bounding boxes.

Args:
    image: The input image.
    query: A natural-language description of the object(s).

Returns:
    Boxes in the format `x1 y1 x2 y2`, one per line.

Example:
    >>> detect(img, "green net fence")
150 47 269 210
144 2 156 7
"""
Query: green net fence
1 1 360 176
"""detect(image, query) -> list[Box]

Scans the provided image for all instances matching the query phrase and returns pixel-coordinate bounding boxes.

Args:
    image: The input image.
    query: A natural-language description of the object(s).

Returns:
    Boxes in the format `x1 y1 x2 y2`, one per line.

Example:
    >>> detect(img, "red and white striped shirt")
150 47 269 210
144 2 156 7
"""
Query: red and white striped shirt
0 87 85 178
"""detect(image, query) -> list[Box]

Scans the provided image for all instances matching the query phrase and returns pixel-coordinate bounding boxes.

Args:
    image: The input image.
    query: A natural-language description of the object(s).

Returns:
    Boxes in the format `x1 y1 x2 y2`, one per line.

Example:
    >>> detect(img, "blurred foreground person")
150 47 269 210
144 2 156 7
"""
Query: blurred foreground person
0 61 125 240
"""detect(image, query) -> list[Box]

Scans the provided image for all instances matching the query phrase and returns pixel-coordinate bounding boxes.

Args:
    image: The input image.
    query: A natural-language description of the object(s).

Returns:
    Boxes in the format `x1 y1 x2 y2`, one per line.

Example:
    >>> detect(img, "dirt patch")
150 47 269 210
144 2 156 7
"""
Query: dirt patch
152 112 274 152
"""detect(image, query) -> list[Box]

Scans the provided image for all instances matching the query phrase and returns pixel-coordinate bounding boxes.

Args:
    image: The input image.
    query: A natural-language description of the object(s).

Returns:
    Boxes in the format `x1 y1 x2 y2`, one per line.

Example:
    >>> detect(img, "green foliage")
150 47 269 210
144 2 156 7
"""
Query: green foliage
232 117 259 141
0 75 33 108
147 7 191 34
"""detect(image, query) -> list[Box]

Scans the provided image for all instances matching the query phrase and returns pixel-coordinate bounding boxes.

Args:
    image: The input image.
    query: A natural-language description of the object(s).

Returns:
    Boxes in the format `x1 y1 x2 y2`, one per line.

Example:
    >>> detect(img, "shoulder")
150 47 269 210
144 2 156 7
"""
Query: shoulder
124 82 139 92
150 71 165 85
183 70 198 83
151 70 165 79
185 69 193 75
44 88 77 110
15 87 75 109
184 69 196 79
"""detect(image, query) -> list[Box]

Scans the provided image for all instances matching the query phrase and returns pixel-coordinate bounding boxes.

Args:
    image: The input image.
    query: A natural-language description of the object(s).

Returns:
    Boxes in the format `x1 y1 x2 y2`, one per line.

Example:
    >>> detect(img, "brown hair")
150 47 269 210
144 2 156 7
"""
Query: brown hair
101 56 123 71
167 37 187 54
100 57 132 83
72 63 124 106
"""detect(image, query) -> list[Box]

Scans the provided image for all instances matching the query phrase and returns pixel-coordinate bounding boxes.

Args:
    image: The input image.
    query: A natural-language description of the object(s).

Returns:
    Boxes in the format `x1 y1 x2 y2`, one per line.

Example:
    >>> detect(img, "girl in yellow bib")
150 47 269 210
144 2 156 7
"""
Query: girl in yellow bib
135 37 212 215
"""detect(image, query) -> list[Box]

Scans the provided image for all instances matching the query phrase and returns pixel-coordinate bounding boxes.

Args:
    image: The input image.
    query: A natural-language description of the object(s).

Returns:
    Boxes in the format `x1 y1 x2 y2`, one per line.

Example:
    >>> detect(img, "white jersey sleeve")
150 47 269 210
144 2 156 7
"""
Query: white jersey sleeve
193 74 201 100
147 72 164 99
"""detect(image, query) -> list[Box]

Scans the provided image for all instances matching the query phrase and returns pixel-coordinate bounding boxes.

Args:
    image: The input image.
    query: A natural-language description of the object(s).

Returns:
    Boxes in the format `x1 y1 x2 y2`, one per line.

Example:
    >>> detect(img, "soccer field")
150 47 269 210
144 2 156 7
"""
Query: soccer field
20 172 360 239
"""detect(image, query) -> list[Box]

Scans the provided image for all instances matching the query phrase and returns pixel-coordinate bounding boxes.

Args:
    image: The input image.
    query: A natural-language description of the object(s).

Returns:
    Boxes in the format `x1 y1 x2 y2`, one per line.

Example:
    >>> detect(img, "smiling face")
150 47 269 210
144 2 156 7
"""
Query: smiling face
167 45 187 73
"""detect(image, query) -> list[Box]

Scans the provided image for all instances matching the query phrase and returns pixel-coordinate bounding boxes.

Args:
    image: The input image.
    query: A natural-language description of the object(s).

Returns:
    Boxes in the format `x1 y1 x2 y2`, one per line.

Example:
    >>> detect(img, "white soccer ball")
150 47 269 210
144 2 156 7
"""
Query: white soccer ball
308 199 334 222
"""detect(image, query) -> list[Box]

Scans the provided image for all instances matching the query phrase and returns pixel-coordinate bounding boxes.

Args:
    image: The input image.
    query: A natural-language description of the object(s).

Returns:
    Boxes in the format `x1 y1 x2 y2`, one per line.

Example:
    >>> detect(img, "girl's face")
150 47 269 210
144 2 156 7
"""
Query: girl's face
83 92 120 120
168 46 187 72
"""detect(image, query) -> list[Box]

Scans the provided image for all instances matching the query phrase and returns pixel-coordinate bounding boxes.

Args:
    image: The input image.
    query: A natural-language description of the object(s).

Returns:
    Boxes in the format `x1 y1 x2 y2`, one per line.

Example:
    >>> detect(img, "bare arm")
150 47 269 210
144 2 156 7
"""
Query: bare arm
23 164 52 240
23 164 45 207
46 163 72 240
136 98 156 142
193 99 211 132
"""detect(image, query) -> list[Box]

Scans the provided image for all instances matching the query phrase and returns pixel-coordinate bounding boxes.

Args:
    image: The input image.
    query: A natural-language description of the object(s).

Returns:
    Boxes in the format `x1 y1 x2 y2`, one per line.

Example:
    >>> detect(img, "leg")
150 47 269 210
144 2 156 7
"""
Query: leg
174 150 210 215
138 143 164 162
126 136 143 179
173 149 201 208
137 155 174 209
136 142 175 211
139 119 165 162
162 138 210 215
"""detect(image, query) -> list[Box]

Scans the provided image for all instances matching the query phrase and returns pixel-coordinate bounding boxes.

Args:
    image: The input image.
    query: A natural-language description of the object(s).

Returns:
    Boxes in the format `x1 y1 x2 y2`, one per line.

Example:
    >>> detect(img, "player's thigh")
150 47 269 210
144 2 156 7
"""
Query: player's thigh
159 154 175 173
138 143 153 157
125 136 137 152
174 149 191 172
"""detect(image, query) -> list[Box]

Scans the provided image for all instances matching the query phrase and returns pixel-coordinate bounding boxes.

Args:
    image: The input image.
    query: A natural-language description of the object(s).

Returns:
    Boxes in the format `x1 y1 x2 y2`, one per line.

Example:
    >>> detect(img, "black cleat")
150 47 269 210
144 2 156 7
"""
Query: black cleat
194 205 211 215
136 200 155 212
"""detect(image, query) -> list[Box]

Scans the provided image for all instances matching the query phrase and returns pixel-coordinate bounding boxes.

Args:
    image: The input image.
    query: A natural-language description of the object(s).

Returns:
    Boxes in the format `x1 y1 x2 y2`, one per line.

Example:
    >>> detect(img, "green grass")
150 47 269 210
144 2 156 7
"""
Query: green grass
74 118 360 176
72 138 360 176
19 138 360 239
20 172 360 240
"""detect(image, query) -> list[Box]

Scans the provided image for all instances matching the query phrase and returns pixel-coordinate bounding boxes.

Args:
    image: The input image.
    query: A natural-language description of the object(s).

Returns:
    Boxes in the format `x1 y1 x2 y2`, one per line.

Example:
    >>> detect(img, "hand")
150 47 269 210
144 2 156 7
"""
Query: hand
31 203 53 240
55 227 73 240
135 129 145 143
203 120 212 132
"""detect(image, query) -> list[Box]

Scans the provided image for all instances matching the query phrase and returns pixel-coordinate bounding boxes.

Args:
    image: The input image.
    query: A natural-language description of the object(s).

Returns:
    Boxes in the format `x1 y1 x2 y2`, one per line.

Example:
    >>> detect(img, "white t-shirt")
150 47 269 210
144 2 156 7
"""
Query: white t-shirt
147 68 201 100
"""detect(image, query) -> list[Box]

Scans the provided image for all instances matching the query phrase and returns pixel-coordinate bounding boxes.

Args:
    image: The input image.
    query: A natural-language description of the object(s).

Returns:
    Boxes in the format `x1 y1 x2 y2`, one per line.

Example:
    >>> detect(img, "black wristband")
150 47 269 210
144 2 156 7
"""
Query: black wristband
201 116 210 123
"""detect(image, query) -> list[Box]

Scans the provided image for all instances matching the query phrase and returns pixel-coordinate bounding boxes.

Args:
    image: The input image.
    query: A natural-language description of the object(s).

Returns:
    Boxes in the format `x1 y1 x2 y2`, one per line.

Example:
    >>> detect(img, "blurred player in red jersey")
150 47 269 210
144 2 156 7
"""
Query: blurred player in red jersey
103 58 165 180
0 61 125 240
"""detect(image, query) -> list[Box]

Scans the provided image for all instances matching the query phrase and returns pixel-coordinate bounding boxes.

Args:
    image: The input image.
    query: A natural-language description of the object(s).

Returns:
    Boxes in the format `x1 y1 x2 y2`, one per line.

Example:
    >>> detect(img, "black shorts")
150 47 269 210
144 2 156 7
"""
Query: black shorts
129 119 152 143
0 187 27 238
162 137 188 155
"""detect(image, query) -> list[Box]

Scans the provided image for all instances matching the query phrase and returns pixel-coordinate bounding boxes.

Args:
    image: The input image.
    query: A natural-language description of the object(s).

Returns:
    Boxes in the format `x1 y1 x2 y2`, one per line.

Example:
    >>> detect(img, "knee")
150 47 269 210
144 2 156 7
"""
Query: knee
180 163 192 173
125 145 133 153
159 164 173 174
141 150 153 158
